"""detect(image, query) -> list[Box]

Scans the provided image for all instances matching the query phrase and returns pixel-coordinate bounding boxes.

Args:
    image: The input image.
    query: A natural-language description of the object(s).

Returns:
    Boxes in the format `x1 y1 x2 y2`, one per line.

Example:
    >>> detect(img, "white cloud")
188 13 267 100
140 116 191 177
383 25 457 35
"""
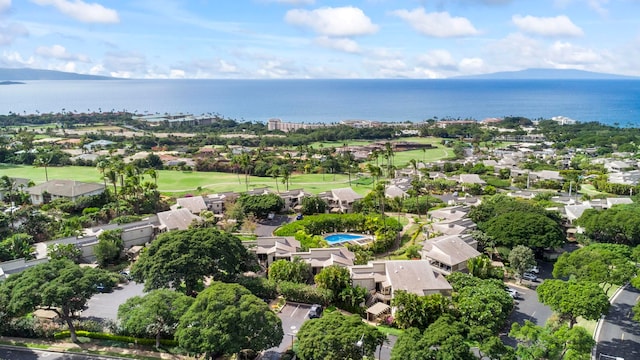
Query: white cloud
458 57 485 73
0 0 11 13
285 6 378 37
548 41 602 64
1 50 35 67
256 59 299 78
217 60 238 73
512 15 583 37
392 8 479 38
0 23 28 45
31 0 119 23
417 50 457 69
35 45 90 62
169 69 185 79
554 0 611 16
315 36 361 53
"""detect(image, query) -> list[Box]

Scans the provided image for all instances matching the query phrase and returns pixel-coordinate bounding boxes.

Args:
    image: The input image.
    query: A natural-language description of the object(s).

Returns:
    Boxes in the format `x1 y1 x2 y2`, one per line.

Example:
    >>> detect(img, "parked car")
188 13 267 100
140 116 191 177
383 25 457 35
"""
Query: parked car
95 283 107 293
308 304 323 319
296 213 304 220
528 265 540 274
506 288 520 299
522 272 538 282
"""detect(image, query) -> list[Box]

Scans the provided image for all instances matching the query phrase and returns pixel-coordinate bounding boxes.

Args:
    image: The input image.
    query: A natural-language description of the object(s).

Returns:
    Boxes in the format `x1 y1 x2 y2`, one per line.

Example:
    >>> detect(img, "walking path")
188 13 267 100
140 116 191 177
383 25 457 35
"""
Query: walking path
0 336 190 359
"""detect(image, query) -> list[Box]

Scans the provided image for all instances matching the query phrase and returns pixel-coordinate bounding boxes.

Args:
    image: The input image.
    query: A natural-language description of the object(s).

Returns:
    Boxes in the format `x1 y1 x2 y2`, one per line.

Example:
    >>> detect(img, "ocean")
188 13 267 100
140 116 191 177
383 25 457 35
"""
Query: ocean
1 79 639 126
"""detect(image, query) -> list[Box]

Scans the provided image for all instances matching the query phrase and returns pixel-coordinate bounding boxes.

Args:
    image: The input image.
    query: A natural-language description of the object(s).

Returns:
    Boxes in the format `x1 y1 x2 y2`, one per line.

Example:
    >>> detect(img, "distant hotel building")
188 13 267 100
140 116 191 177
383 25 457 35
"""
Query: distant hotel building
132 113 217 127
267 118 327 132
551 116 577 125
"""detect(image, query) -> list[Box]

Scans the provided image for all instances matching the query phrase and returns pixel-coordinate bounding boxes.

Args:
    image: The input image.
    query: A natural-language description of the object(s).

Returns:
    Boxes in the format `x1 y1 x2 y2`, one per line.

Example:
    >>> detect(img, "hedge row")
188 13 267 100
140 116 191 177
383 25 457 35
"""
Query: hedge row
53 330 178 346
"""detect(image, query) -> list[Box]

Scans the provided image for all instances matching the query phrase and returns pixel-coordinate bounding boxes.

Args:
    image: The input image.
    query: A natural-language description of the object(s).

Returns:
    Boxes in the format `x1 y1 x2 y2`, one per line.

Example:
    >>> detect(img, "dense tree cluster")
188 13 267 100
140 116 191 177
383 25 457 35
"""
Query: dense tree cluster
131 228 253 295
577 203 640 245
469 194 565 250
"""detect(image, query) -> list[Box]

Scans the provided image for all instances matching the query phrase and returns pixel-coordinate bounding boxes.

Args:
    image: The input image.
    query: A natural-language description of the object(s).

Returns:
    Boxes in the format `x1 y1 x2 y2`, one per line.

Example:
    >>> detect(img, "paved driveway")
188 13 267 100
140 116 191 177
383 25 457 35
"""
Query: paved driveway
261 303 313 360
81 281 145 322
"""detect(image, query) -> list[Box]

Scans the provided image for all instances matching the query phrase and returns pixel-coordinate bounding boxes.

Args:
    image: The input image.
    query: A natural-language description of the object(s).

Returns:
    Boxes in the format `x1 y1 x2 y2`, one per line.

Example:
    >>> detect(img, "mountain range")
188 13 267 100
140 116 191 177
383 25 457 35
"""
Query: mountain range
0 67 637 81
452 68 637 80
0 68 115 80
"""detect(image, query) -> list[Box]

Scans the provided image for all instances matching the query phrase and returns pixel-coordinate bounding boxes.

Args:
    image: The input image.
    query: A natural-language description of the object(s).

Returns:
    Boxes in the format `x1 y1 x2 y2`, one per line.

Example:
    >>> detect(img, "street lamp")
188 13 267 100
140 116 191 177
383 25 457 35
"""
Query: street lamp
289 326 298 348
355 333 365 359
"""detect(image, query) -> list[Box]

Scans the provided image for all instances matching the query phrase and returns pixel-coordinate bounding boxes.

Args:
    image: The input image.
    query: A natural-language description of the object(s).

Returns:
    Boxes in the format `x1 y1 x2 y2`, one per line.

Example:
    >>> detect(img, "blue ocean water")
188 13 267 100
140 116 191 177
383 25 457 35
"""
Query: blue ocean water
1 79 639 126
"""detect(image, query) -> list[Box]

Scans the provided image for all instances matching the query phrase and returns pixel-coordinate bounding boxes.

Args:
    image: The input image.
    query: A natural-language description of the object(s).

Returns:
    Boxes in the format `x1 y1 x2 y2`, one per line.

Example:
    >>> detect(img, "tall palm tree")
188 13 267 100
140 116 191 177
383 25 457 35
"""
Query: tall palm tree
267 165 281 192
281 165 292 191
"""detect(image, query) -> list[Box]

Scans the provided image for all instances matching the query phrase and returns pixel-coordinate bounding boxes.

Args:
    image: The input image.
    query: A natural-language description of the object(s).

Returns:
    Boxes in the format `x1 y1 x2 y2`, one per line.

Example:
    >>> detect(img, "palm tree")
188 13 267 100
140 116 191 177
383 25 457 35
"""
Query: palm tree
239 152 252 191
281 165 292 191
267 165 281 192
384 142 394 178
366 164 382 187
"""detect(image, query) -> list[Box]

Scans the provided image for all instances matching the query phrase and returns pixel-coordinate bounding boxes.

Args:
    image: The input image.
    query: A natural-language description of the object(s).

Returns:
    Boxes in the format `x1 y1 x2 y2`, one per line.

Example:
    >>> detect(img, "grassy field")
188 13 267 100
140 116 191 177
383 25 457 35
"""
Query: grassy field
0 164 375 196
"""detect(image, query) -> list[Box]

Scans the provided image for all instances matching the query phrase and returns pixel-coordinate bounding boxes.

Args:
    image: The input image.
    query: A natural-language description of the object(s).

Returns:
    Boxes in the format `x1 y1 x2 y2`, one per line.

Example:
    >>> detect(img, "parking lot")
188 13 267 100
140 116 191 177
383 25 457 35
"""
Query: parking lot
261 303 313 360
81 281 145 322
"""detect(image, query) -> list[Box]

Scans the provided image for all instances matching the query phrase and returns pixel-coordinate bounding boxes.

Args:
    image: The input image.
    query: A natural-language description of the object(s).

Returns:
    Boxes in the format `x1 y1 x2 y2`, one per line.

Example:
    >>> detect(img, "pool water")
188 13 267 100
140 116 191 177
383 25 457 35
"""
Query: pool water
324 233 367 245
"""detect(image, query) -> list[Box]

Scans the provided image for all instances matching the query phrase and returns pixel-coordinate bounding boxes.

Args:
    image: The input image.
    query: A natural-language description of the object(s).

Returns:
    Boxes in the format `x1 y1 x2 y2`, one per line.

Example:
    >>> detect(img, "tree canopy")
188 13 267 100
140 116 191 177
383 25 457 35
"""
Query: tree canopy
537 279 609 328
508 245 536 278
238 193 284 219
510 320 594 360
175 282 282 358
553 243 637 293
268 257 312 284
131 228 252 295
391 291 450 330
469 195 564 249
391 315 475 360
577 204 640 245
296 312 386 360
0 259 114 342
117 289 194 347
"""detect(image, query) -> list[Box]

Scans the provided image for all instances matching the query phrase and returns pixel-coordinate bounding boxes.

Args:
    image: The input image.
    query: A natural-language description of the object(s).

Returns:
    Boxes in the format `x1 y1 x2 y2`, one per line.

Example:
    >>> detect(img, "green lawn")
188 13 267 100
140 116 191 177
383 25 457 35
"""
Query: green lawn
0 164 373 196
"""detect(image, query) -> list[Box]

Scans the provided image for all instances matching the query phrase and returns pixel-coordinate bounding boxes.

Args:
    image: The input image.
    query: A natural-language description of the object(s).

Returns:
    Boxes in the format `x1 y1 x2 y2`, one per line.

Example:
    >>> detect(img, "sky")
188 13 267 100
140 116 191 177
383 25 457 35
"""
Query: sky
1 0 640 79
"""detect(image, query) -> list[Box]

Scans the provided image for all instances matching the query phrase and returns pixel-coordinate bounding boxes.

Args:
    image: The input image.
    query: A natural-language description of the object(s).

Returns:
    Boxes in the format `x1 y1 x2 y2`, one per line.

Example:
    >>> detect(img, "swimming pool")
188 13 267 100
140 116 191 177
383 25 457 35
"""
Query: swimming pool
324 233 370 245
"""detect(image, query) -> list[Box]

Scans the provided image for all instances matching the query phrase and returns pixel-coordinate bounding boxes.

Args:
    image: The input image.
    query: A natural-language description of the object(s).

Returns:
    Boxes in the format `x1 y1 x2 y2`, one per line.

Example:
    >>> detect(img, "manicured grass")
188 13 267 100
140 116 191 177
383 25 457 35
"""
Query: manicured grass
579 184 607 196
376 325 405 337
0 164 373 196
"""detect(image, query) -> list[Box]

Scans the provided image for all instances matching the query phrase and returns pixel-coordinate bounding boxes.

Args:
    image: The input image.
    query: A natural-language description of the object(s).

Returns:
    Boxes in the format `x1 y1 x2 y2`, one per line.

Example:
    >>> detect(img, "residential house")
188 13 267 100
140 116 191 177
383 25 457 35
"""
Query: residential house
157 208 201 231
564 203 593 224
279 189 312 212
171 195 208 215
205 192 238 215
319 187 364 213
290 247 355 274
609 170 640 186
351 260 453 307
248 237 301 267
604 160 635 173
429 206 470 222
421 235 481 275
605 197 633 209
385 185 409 199
430 217 477 236
458 174 486 185
0 177 30 202
28 180 105 205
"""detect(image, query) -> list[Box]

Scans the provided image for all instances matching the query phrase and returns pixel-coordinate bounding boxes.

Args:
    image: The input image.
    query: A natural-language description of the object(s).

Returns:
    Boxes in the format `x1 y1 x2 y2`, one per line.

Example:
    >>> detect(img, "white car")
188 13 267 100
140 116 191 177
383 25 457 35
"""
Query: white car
528 265 540 274
522 272 538 282
506 288 520 299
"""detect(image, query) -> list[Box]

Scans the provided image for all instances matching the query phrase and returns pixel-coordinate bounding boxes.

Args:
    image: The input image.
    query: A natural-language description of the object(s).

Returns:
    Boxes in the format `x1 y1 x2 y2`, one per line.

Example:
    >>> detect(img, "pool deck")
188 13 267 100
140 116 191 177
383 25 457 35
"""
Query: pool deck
324 232 374 247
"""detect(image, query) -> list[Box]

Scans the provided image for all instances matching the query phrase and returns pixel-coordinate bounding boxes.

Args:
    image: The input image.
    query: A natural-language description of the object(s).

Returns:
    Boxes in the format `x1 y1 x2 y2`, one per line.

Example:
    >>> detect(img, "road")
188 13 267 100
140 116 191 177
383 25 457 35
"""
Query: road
0 346 119 360
596 285 640 360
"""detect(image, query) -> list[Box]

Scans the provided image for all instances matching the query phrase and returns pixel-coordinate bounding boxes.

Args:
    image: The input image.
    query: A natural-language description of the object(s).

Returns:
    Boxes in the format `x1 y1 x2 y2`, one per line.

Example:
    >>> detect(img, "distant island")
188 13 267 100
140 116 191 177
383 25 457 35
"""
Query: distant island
0 80 25 85
453 68 638 80
0 68 116 81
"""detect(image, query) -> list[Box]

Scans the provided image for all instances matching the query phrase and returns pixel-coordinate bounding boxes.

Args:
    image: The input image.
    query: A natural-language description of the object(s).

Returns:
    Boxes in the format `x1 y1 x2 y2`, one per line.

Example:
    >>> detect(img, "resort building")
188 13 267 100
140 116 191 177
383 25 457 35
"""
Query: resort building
157 208 201 231
421 235 481 275
28 180 105 205
171 195 208 215
267 118 326 132
290 247 355 274
319 187 364 213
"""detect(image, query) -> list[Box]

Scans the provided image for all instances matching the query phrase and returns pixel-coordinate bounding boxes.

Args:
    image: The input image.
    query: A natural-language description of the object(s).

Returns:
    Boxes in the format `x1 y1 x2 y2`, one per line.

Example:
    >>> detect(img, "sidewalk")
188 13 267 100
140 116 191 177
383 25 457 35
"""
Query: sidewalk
0 336 191 359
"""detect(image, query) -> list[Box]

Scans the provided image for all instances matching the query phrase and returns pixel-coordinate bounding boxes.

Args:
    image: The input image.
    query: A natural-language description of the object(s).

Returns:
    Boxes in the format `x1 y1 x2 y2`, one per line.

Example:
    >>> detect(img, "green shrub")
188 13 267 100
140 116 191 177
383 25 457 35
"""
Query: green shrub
277 281 333 305
53 330 178 346
236 276 278 300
